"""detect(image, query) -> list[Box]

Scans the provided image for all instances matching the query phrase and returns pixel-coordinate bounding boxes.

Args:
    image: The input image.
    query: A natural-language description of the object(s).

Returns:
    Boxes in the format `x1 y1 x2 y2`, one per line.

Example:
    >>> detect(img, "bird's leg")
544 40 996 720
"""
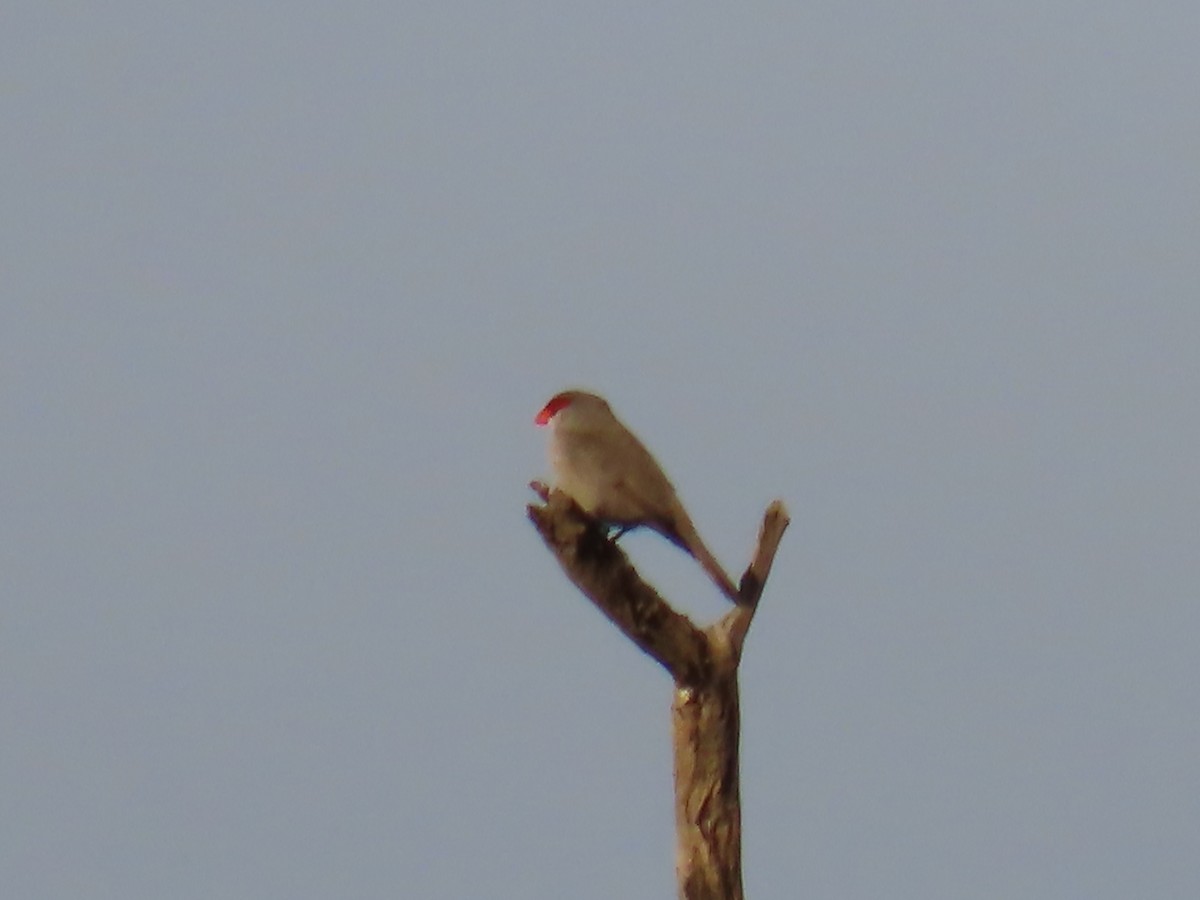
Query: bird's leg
606 523 635 542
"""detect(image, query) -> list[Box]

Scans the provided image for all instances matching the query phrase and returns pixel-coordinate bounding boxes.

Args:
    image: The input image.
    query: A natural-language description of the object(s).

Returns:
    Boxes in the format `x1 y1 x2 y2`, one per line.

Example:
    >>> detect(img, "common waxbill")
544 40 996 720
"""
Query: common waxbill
535 389 741 604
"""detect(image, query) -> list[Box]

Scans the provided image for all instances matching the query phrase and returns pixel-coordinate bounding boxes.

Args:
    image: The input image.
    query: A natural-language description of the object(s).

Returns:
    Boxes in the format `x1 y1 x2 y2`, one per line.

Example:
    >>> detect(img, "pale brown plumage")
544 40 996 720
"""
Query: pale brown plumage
535 390 740 603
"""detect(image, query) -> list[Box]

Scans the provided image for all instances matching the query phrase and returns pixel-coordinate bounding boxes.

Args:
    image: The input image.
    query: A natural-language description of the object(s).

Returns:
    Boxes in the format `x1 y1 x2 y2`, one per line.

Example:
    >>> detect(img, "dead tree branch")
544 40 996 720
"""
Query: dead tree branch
528 484 790 900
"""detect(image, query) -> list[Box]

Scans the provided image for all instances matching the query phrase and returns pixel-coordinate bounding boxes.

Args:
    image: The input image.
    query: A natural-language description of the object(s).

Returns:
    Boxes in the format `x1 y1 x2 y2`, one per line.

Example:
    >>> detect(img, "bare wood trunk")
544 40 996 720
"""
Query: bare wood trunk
673 671 743 900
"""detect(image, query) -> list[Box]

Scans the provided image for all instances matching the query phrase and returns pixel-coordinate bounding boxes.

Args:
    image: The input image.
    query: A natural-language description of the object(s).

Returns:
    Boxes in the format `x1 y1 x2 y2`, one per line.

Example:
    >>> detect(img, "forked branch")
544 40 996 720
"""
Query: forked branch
528 484 790 900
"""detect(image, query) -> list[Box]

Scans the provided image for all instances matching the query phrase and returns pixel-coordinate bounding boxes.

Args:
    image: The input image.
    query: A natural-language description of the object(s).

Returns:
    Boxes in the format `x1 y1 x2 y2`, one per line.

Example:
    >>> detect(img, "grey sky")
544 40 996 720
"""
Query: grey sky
3 3 1198 898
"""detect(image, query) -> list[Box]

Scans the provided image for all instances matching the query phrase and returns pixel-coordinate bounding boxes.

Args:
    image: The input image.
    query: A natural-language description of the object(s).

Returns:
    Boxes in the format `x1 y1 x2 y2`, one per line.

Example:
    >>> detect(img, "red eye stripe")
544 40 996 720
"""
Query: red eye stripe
534 393 573 425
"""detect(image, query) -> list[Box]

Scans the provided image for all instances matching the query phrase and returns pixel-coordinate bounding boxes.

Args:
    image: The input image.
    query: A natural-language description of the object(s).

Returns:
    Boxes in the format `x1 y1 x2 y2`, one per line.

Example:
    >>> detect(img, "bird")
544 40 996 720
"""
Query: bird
535 389 741 603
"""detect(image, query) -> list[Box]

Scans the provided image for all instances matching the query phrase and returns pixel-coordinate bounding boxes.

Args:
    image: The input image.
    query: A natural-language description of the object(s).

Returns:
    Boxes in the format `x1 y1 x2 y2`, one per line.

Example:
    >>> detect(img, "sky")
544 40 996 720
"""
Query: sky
3 3 1198 898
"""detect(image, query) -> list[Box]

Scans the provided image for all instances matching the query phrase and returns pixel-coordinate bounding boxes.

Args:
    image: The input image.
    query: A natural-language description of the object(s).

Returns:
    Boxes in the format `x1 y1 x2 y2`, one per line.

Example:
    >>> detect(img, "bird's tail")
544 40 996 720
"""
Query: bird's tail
665 513 742 605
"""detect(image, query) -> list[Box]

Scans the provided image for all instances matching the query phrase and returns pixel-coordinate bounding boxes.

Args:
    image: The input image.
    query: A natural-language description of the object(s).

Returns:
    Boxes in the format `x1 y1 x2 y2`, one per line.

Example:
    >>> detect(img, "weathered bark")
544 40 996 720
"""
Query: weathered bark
528 483 789 900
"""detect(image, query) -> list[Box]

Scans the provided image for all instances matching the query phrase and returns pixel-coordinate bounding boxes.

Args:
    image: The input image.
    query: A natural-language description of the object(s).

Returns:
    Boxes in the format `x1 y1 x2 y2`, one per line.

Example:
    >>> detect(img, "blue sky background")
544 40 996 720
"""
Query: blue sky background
4 3 1198 898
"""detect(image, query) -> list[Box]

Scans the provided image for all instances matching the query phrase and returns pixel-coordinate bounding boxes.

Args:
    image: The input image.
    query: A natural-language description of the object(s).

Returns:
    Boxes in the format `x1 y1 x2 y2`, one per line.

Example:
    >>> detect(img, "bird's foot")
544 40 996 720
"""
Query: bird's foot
606 524 634 542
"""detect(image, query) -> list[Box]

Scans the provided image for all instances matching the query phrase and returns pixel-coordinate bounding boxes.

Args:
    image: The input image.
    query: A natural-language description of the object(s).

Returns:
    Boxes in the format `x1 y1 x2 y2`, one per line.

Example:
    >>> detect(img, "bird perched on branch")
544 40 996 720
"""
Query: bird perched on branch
535 389 741 604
